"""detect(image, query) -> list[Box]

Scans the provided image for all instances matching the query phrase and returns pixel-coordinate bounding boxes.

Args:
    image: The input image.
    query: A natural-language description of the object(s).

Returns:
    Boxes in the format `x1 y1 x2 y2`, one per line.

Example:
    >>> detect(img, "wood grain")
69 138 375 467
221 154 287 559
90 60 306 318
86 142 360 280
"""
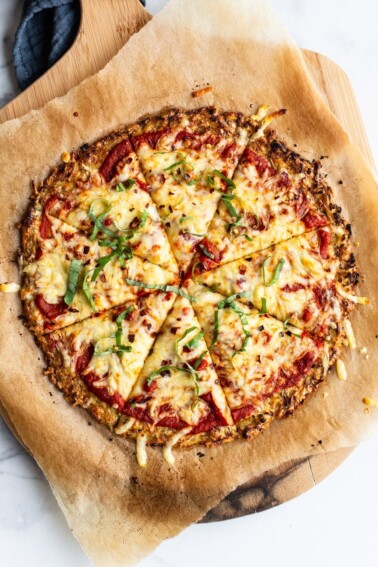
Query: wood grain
0 0 373 521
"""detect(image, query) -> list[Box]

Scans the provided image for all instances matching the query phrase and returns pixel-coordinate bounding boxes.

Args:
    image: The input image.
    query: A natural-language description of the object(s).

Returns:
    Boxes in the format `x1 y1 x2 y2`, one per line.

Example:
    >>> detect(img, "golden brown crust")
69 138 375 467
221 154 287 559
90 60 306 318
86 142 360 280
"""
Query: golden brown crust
127 106 251 140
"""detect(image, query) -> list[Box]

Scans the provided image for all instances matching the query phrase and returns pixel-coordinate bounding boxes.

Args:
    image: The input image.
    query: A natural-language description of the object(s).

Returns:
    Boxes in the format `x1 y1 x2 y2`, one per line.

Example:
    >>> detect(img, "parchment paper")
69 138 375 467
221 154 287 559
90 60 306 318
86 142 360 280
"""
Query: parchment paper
0 0 377 565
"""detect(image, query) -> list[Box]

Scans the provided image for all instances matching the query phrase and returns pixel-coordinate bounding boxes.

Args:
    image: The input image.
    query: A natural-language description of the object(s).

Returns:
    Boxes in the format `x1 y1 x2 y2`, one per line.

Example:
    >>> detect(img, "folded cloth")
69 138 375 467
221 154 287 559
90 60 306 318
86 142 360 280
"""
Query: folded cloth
13 0 145 90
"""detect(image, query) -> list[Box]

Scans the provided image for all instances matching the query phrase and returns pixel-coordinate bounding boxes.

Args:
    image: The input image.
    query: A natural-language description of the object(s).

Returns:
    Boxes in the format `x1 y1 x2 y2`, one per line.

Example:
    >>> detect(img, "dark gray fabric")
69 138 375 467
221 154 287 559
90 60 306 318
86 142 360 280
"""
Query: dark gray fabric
13 0 145 90
13 0 81 90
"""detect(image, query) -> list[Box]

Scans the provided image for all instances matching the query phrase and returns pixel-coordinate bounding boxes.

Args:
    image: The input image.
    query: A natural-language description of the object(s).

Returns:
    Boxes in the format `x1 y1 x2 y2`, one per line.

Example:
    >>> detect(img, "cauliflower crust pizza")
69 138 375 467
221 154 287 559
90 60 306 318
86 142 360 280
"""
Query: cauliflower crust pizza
19 106 367 466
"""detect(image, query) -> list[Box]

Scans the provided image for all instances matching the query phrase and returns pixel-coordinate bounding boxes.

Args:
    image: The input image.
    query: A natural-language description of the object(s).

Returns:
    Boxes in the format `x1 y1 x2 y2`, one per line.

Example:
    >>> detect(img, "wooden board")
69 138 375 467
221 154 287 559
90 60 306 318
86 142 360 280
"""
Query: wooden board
0 0 374 522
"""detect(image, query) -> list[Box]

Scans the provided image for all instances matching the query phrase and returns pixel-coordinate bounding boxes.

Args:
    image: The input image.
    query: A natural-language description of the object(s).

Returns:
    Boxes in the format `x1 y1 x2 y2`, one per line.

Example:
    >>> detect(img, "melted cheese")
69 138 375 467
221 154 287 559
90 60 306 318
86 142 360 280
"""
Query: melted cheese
136 434 148 467
198 229 344 335
132 118 251 271
162 427 192 465
0 282 20 293
43 151 177 273
336 359 347 381
344 320 356 349
22 216 179 333
129 295 232 431
203 139 328 266
52 292 176 401
186 281 328 414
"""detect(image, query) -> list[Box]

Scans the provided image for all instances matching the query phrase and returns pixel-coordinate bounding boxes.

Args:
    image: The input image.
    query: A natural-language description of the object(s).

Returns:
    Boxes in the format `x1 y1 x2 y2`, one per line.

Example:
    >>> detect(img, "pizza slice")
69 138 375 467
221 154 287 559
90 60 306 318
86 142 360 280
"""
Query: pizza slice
128 107 253 272
184 280 336 437
115 295 234 461
21 215 180 334
195 118 338 270
195 227 362 336
39 293 175 428
29 127 177 273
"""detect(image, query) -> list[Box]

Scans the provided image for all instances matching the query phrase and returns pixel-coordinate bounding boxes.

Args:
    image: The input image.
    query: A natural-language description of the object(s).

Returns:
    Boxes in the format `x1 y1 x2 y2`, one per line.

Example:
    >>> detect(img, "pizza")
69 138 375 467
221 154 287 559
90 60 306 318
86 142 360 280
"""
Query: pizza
18 106 367 466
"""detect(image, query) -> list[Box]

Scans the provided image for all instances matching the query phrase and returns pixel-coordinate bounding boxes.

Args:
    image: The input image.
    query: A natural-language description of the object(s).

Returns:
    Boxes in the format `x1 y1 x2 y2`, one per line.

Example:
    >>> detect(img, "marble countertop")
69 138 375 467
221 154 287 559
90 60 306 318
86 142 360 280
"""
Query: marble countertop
1 1 377 566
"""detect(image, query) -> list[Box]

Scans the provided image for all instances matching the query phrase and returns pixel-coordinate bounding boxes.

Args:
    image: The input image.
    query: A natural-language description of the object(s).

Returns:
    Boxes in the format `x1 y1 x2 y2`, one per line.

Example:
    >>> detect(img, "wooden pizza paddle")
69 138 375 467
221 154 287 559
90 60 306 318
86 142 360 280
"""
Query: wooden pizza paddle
0 0 374 521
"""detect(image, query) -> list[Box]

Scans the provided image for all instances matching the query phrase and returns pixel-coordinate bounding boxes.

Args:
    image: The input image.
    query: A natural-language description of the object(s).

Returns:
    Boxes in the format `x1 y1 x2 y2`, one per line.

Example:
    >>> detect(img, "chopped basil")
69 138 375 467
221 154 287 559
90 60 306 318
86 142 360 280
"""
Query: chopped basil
210 309 220 348
64 259 82 305
198 244 215 260
193 350 207 370
186 330 204 349
146 364 193 386
183 231 206 238
82 270 97 311
124 279 197 302
88 201 119 241
116 179 135 192
221 193 239 218
241 234 254 242
94 307 134 358
210 292 251 355
260 297 267 314
176 327 199 352
139 209 149 229
261 256 285 287
217 291 250 309
191 261 201 283
179 215 194 225
163 158 186 171
115 306 134 357
208 169 236 190
283 318 302 338
91 250 118 281
175 327 203 403
227 214 243 233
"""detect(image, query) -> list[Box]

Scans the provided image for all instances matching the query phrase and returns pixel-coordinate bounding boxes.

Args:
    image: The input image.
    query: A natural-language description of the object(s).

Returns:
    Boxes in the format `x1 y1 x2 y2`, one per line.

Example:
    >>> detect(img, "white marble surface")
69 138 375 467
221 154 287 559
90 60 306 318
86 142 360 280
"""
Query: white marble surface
1 1 378 566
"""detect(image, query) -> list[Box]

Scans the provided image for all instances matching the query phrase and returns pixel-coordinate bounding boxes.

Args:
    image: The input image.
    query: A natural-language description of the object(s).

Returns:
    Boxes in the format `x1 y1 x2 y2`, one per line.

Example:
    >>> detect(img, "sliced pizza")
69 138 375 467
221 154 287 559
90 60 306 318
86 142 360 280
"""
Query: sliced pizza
39 293 175 427
28 127 177 273
116 295 235 457
21 215 179 334
185 280 336 437
128 107 253 272
195 123 340 270
195 227 361 336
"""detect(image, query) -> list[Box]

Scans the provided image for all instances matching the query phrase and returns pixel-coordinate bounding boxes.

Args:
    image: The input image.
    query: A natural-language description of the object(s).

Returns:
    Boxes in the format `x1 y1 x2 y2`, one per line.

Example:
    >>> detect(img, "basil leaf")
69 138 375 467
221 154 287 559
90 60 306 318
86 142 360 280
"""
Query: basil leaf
64 259 82 305
176 327 199 351
227 214 243 232
261 255 271 286
266 258 285 287
209 169 236 189
82 270 97 311
262 257 285 287
146 364 192 386
221 196 239 218
283 318 302 338
115 306 134 356
91 250 118 281
138 209 149 229
88 201 119 240
193 350 207 370
260 297 267 314
116 179 135 192
198 244 215 259
187 330 204 349
179 215 194 224
183 231 206 237
124 279 197 302
217 291 250 309
164 159 186 171
210 309 220 348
